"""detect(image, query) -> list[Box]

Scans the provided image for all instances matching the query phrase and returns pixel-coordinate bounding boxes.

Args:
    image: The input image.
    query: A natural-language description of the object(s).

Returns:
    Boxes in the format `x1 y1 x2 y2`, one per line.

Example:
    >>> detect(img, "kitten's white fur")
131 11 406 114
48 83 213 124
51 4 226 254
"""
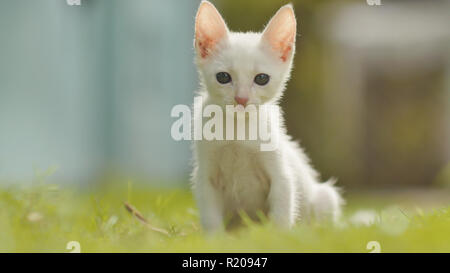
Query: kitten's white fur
191 1 343 232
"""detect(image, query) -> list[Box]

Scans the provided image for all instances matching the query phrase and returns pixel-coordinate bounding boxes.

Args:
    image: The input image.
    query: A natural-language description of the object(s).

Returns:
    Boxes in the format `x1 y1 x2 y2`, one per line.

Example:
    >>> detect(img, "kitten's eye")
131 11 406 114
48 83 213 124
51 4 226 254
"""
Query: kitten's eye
216 72 232 84
254 73 270 86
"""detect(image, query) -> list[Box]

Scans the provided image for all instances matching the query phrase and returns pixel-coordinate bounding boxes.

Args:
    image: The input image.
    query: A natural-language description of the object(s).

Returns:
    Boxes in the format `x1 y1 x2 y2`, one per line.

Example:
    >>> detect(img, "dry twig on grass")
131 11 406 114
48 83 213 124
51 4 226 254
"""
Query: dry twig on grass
123 202 170 236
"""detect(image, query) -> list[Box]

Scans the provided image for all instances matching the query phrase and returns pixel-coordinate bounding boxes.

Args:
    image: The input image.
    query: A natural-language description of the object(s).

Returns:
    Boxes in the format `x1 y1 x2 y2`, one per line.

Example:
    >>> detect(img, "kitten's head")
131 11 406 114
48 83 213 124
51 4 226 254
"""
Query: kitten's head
194 1 297 107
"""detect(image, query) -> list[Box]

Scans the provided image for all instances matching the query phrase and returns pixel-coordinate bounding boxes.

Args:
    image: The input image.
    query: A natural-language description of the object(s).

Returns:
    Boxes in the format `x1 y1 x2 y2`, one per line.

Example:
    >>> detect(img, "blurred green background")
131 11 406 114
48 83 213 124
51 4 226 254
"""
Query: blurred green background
0 0 449 192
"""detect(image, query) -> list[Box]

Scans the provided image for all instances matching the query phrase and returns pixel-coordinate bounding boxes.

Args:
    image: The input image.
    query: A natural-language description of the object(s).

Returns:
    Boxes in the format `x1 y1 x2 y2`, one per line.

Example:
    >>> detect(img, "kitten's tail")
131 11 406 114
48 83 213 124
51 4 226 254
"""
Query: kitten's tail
311 179 344 223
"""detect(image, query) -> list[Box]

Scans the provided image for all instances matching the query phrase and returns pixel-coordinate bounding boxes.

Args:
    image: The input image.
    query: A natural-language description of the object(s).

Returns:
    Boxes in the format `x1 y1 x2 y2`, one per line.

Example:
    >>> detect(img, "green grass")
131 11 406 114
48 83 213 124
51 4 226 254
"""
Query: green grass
0 179 450 253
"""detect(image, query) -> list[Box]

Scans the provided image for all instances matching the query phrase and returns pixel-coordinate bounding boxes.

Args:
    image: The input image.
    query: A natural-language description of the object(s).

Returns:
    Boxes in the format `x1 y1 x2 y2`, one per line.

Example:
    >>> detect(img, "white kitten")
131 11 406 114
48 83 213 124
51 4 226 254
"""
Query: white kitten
191 1 343 232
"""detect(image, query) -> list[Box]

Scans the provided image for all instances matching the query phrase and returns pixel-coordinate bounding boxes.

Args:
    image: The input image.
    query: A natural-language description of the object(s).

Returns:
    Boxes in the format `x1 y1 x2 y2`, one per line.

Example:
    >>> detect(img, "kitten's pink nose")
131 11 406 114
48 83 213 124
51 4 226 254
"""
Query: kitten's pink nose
234 96 248 106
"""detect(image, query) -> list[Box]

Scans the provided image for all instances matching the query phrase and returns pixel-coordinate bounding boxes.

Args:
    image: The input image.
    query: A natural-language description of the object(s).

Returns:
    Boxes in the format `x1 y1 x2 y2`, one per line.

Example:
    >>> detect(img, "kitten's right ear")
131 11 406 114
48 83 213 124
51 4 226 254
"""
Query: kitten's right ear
261 4 296 63
195 1 229 59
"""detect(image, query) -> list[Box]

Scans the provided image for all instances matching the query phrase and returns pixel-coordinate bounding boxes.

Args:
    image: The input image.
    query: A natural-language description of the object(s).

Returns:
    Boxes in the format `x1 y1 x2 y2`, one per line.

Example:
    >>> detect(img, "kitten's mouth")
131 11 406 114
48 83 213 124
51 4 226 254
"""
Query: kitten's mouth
232 102 256 108
228 104 259 114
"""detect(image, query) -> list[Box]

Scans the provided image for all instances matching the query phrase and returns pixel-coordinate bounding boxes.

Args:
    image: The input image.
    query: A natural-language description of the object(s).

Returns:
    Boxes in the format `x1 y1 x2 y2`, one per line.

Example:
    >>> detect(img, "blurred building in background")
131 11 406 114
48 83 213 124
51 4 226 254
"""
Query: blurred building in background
0 0 449 189
322 1 450 188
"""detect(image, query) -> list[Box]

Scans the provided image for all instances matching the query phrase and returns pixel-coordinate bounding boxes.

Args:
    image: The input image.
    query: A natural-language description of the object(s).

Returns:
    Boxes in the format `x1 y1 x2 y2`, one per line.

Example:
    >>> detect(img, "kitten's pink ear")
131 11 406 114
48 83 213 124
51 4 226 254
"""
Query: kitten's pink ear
261 4 297 62
195 1 229 59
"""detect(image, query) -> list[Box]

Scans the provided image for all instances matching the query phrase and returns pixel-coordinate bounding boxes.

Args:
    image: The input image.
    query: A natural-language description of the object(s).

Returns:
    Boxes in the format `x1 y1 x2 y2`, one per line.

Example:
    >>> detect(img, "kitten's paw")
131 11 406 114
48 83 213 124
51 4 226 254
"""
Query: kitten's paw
268 211 295 229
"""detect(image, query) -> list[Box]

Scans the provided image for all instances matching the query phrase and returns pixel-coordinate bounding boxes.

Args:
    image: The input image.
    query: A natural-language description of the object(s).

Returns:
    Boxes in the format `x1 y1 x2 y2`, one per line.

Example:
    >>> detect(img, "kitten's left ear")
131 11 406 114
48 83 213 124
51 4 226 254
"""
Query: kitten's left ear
261 4 297 62
195 1 229 59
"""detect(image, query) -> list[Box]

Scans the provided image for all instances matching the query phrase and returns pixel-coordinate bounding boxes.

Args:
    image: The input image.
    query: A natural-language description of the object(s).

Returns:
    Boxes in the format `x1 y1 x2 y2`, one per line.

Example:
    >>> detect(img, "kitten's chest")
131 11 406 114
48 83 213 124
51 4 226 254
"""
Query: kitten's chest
210 143 270 213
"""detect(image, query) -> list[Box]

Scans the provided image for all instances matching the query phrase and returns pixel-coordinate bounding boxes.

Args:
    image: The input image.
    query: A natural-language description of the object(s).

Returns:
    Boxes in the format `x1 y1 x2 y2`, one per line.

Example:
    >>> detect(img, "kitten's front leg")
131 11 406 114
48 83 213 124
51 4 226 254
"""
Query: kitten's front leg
193 168 224 233
261 152 296 228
